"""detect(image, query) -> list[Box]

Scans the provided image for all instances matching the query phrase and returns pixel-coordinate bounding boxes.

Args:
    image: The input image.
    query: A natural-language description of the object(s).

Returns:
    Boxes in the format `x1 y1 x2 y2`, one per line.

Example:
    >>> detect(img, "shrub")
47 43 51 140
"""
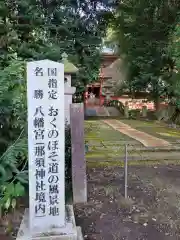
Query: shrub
0 132 28 212
129 109 141 119
0 59 28 213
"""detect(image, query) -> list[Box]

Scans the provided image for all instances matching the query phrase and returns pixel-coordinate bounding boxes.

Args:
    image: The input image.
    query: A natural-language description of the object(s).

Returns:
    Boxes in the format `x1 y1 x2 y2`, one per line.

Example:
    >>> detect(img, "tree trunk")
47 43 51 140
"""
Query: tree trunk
154 97 161 112
171 107 180 124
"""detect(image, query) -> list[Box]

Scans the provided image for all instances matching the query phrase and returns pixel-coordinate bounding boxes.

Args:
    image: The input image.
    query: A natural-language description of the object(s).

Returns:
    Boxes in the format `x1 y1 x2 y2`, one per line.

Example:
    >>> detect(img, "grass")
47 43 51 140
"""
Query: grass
85 120 140 161
83 117 180 239
85 119 180 168
85 119 141 160
120 119 180 143
85 120 136 142
87 159 180 168
86 146 125 158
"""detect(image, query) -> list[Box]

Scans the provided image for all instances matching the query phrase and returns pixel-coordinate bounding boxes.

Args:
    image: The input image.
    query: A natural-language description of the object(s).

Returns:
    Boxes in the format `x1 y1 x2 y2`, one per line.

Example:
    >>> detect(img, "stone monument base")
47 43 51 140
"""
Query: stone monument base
16 205 83 240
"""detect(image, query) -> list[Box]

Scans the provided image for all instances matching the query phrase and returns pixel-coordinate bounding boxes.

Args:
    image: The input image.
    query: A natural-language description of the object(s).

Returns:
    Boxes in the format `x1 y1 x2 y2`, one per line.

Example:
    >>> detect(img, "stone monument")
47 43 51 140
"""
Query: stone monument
16 60 83 240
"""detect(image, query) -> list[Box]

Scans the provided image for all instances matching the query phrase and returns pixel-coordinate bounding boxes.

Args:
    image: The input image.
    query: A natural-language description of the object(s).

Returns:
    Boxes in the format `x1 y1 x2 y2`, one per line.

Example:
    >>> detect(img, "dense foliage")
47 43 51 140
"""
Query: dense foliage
0 59 27 210
0 0 110 212
107 0 180 112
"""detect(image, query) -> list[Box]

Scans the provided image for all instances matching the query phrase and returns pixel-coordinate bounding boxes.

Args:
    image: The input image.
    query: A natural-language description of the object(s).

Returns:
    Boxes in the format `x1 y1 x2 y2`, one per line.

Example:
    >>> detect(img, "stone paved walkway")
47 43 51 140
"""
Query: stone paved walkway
103 119 171 147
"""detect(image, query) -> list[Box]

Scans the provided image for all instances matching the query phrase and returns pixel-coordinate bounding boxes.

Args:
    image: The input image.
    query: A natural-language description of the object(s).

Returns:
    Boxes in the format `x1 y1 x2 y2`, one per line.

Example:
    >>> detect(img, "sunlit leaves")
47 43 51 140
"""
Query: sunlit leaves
108 0 179 105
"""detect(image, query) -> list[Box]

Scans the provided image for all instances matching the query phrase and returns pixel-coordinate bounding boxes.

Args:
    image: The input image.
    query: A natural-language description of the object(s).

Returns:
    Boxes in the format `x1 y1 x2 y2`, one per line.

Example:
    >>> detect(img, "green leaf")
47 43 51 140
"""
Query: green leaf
9 162 20 173
14 182 25 197
16 175 28 184
2 170 13 181
6 183 15 196
5 198 11 209
11 198 16 209
0 165 6 178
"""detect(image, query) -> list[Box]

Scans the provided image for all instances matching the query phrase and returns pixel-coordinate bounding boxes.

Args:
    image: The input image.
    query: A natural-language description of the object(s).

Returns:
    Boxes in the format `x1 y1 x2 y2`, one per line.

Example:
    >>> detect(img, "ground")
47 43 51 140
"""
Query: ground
75 165 180 240
1 119 180 239
2 165 180 240
0 197 27 240
78 119 180 239
120 119 180 144
85 119 180 162
85 120 139 161
103 119 171 147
